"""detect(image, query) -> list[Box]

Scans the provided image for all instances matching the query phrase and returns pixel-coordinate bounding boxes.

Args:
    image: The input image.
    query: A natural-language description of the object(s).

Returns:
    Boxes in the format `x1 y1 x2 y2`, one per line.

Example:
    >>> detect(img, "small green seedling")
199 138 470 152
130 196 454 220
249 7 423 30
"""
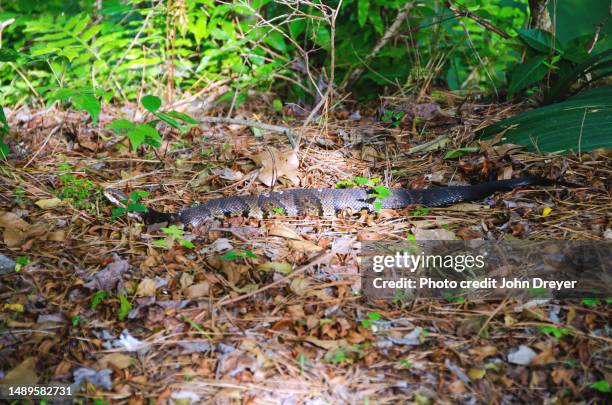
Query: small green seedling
539 325 571 339
271 207 285 215
90 290 109 310
57 163 103 212
108 95 198 151
15 256 29 272
581 298 601 307
361 311 382 330
381 110 405 127
336 177 391 212
71 315 81 327
411 207 430 217
221 249 258 261
153 225 195 249
399 359 413 368
117 293 132 321
111 190 149 220
590 380 610 393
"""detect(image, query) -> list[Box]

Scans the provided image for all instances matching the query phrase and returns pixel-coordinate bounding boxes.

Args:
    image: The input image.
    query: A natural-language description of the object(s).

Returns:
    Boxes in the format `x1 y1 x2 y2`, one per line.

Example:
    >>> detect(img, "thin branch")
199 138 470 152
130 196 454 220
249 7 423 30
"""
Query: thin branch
447 1 510 39
199 116 296 148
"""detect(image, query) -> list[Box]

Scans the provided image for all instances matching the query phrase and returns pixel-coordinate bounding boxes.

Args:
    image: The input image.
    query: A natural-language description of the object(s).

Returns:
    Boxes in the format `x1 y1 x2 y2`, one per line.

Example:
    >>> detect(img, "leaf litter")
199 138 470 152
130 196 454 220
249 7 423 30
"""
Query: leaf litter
0 96 610 403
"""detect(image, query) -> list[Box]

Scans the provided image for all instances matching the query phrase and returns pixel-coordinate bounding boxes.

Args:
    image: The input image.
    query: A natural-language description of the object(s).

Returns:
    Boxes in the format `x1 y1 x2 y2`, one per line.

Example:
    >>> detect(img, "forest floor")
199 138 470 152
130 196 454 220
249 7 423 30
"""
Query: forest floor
0 94 610 404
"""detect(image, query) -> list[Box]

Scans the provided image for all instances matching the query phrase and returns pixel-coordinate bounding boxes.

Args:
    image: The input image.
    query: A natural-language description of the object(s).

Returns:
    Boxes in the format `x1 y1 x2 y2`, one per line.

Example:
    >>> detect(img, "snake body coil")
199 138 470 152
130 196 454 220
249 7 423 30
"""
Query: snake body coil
136 176 574 227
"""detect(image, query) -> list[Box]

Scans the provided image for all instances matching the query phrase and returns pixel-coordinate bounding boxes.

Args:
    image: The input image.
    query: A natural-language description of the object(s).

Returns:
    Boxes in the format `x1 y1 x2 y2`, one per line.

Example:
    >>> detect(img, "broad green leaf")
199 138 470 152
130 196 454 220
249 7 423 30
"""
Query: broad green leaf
507 55 548 97
141 95 162 113
109 119 134 133
161 225 184 237
72 93 100 124
289 19 305 38
479 86 612 153
358 0 370 28
265 30 287 52
127 123 162 149
590 380 610 393
518 29 564 54
369 9 384 36
155 112 184 131
313 25 331 49
111 206 126 220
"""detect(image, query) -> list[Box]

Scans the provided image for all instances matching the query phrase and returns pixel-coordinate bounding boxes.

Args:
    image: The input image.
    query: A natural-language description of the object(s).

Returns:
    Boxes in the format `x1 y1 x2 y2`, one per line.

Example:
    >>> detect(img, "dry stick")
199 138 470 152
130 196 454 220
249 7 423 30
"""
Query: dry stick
446 2 510 39
214 238 355 308
342 0 416 90
198 116 296 148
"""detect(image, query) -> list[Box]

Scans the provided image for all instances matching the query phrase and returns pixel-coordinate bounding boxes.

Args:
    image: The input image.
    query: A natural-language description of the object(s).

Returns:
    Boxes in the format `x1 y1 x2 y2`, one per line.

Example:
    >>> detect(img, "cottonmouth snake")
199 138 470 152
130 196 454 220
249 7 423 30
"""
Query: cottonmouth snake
105 176 577 227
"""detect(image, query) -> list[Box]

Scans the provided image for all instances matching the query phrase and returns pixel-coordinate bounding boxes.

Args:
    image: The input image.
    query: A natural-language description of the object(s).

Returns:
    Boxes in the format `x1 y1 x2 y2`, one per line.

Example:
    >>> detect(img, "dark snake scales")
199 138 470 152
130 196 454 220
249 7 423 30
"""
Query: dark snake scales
137 177 577 227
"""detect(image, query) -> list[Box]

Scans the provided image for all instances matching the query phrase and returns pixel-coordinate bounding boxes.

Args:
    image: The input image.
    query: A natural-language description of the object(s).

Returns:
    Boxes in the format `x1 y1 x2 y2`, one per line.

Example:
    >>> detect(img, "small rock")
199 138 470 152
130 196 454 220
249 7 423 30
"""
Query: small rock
507 345 537 365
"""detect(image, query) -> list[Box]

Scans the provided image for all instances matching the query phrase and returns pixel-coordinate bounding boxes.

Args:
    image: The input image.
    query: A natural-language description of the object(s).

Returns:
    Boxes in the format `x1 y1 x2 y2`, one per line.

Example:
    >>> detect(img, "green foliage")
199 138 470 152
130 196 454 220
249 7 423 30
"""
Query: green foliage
111 190 149 220
507 27 611 100
479 86 612 153
14 256 29 272
56 163 103 212
590 380 611 393
90 291 109 310
153 225 195 250
117 293 131 321
109 95 197 151
361 311 382 330
49 88 101 123
539 325 571 339
221 249 258 261
0 106 9 158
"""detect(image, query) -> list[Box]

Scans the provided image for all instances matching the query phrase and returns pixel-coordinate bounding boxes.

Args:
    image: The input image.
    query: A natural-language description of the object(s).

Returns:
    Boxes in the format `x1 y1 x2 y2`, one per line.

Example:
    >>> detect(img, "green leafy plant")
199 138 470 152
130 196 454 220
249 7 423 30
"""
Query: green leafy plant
361 311 382 330
336 177 390 212
108 95 197 151
48 87 101 123
14 256 29 272
117 293 131 321
153 225 195 250
539 325 571 339
411 208 431 217
399 359 413 368
507 28 611 100
590 380 611 393
90 291 109 310
0 106 10 158
221 249 258 262
479 86 612 153
111 191 149 220
71 315 81 327
56 163 103 212
271 207 285 215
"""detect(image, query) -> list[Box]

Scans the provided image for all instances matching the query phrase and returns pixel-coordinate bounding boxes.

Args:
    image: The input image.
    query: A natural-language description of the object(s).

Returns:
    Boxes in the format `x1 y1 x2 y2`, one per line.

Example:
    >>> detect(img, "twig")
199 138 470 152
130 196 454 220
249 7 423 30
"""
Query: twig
214 239 354 308
199 116 296 148
343 0 416 89
446 1 511 39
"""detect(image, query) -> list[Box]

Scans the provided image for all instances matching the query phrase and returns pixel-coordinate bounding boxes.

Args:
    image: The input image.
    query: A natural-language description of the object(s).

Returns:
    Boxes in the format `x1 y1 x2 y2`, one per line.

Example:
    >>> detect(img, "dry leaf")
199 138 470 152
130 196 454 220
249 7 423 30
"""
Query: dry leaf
257 261 293 274
179 272 194 289
252 147 299 187
184 282 210 299
467 368 486 380
531 347 556 366
468 345 497 362
98 353 133 369
448 380 465 394
413 228 456 240
288 239 323 253
269 224 301 240
290 277 310 296
35 198 63 209
0 357 38 385
136 278 158 297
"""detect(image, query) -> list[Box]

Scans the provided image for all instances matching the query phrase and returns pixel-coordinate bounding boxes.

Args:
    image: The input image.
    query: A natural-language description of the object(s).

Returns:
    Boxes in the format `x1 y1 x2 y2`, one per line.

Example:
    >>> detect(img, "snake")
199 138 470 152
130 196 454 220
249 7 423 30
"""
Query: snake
104 176 578 227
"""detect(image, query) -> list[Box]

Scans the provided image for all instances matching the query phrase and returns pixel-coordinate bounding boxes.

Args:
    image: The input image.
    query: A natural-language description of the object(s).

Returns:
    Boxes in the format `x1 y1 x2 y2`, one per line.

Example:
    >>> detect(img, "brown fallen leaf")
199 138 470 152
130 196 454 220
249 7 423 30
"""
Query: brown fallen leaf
269 223 301 240
136 278 158 297
184 282 210 299
531 346 556 366
252 147 299 187
0 357 38 385
98 353 133 369
35 197 63 209
468 345 498 362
